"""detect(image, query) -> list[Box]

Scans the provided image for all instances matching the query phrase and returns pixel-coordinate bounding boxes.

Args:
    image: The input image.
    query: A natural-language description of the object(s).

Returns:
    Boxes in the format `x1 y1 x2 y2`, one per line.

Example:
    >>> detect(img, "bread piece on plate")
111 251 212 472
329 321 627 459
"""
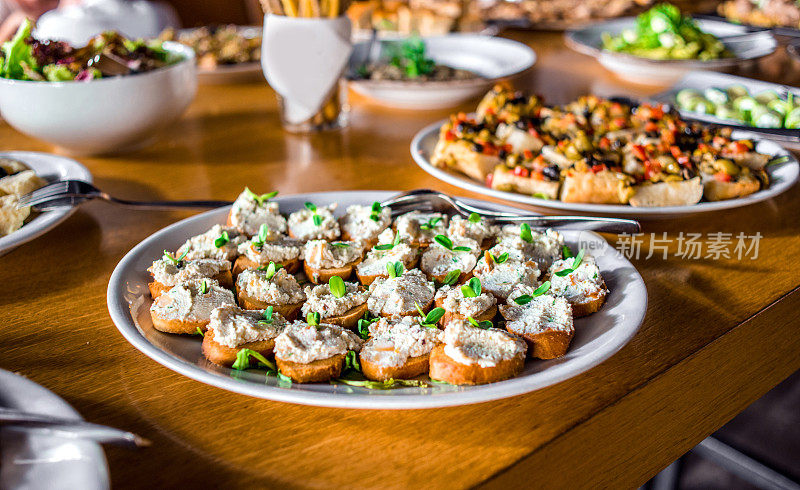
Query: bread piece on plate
434 281 497 326
202 305 287 367
226 188 287 236
548 255 607 317
629 177 703 207
420 235 480 283
496 123 544 154
235 268 306 320
150 279 236 334
232 235 303 276
491 225 564 273
540 145 574 169
147 256 232 299
560 169 635 204
472 252 540 301
721 150 770 171
0 158 30 176
500 288 574 359
359 316 442 381
177 224 248 262
301 280 370 328
491 165 561 200
355 233 419 285
367 269 435 317
287 203 340 241
703 175 761 201
274 322 363 383
303 239 364 284
432 135 501 182
339 203 392 247
428 319 526 385
0 195 30 236
446 214 499 249
0 170 46 197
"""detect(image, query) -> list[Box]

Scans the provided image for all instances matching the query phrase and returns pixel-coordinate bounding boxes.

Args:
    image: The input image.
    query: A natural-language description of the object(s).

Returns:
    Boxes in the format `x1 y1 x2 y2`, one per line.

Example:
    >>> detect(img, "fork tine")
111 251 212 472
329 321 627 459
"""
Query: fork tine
17 180 70 206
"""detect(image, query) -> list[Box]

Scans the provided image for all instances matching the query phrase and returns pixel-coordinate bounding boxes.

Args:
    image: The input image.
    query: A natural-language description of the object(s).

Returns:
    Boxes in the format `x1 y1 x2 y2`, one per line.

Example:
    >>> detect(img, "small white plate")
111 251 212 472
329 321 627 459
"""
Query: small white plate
411 120 799 219
107 191 647 409
0 151 92 256
347 34 536 109
565 18 777 85
0 369 109 490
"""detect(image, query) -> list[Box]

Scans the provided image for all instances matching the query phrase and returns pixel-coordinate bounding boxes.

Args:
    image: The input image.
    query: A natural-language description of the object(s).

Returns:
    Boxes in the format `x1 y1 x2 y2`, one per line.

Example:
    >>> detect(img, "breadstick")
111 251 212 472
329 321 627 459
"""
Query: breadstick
281 0 298 17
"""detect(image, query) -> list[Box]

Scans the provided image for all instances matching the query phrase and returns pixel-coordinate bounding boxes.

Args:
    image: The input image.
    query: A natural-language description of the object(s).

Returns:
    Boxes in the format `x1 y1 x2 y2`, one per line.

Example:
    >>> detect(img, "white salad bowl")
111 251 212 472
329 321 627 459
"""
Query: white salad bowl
0 42 197 155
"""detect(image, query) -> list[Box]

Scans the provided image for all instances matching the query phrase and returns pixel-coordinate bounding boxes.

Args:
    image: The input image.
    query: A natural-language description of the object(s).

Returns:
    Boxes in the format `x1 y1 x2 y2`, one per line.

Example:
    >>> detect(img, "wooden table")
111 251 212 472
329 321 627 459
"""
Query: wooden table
3 31 800 489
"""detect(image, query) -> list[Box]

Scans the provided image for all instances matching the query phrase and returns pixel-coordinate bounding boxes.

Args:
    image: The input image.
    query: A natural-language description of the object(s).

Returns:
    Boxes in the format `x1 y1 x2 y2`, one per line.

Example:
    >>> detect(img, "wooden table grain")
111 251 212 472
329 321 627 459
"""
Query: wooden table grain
2 31 800 489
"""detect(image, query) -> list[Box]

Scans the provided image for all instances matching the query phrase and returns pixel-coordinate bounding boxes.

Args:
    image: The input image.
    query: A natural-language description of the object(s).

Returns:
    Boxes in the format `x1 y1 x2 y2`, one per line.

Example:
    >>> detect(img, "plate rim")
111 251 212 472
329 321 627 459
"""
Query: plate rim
107 190 647 409
410 119 800 217
0 151 93 255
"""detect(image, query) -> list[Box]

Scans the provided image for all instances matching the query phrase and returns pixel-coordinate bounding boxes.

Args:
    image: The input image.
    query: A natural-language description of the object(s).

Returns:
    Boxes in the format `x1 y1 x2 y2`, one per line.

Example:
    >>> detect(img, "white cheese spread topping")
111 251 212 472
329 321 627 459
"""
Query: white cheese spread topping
367 269 435 316
178 224 247 262
472 256 540 300
236 268 306 305
238 236 304 264
301 282 369 318
420 236 480 277
149 257 230 286
303 239 364 269
208 305 287 348
394 211 448 245
274 322 363 364
229 190 287 236
447 215 498 244
340 204 392 243
491 226 564 271
499 293 574 336
435 284 497 318
150 279 236 322
360 316 443 367
287 204 340 241
357 242 418 276
442 320 526 367
548 255 606 304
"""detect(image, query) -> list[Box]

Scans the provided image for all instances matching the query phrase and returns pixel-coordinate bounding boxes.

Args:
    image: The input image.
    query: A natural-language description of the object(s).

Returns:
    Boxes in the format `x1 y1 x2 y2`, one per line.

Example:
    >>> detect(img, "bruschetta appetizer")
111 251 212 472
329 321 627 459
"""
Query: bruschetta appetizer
491 225 564 272
560 167 635 204
367 268 436 317
471 252 540 301
0 169 46 196
500 287 575 360
176 224 248 262
355 230 419 285
303 239 364 284
148 253 232 299
227 188 287 236
359 316 443 381
431 117 503 182
490 163 560 201
434 278 497 326
339 202 392 246
273 321 363 383
429 319 527 385
287 202 340 241
150 278 236 334
446 214 498 249
300 277 369 328
699 157 764 201
392 211 448 248
629 177 703 207
233 229 304 275
202 305 287 367
548 253 607 317
235 267 306 320
420 234 480 283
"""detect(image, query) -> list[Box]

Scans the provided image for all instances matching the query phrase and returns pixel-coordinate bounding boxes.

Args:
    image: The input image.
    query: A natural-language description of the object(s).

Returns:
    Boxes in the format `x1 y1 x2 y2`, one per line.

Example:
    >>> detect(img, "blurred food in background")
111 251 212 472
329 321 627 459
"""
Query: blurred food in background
718 0 800 28
160 25 261 70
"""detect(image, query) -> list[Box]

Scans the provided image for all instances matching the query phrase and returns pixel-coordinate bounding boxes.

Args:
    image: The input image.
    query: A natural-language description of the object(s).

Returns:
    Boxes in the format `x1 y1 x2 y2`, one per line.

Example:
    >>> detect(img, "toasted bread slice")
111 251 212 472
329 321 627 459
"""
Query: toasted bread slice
151 313 209 335
703 177 761 201
148 270 233 299
491 165 560 200
303 260 359 284
560 169 634 204
232 256 301 277
439 305 497 327
361 353 430 381
722 151 770 171
571 291 607 318
428 344 524 385
432 137 501 182
201 329 275 367
507 327 573 360
629 178 704 207
276 353 345 383
356 256 420 286
235 287 303 320
320 302 369 329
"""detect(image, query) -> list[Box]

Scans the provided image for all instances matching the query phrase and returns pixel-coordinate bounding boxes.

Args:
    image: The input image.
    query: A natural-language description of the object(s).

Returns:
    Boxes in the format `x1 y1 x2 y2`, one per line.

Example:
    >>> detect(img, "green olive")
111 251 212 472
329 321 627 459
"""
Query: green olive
565 145 582 161
656 155 681 174
715 158 739 176
574 132 592 153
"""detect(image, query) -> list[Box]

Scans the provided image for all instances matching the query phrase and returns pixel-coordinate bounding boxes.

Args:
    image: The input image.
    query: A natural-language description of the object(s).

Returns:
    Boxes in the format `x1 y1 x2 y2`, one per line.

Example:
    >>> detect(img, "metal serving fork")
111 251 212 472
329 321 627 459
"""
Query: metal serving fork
18 180 232 211
381 189 641 234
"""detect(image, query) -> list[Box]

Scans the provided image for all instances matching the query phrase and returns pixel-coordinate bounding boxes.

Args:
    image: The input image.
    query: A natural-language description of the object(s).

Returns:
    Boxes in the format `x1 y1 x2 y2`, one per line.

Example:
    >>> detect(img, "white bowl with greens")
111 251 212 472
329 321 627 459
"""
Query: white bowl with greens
565 4 776 85
347 34 536 110
0 21 196 155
